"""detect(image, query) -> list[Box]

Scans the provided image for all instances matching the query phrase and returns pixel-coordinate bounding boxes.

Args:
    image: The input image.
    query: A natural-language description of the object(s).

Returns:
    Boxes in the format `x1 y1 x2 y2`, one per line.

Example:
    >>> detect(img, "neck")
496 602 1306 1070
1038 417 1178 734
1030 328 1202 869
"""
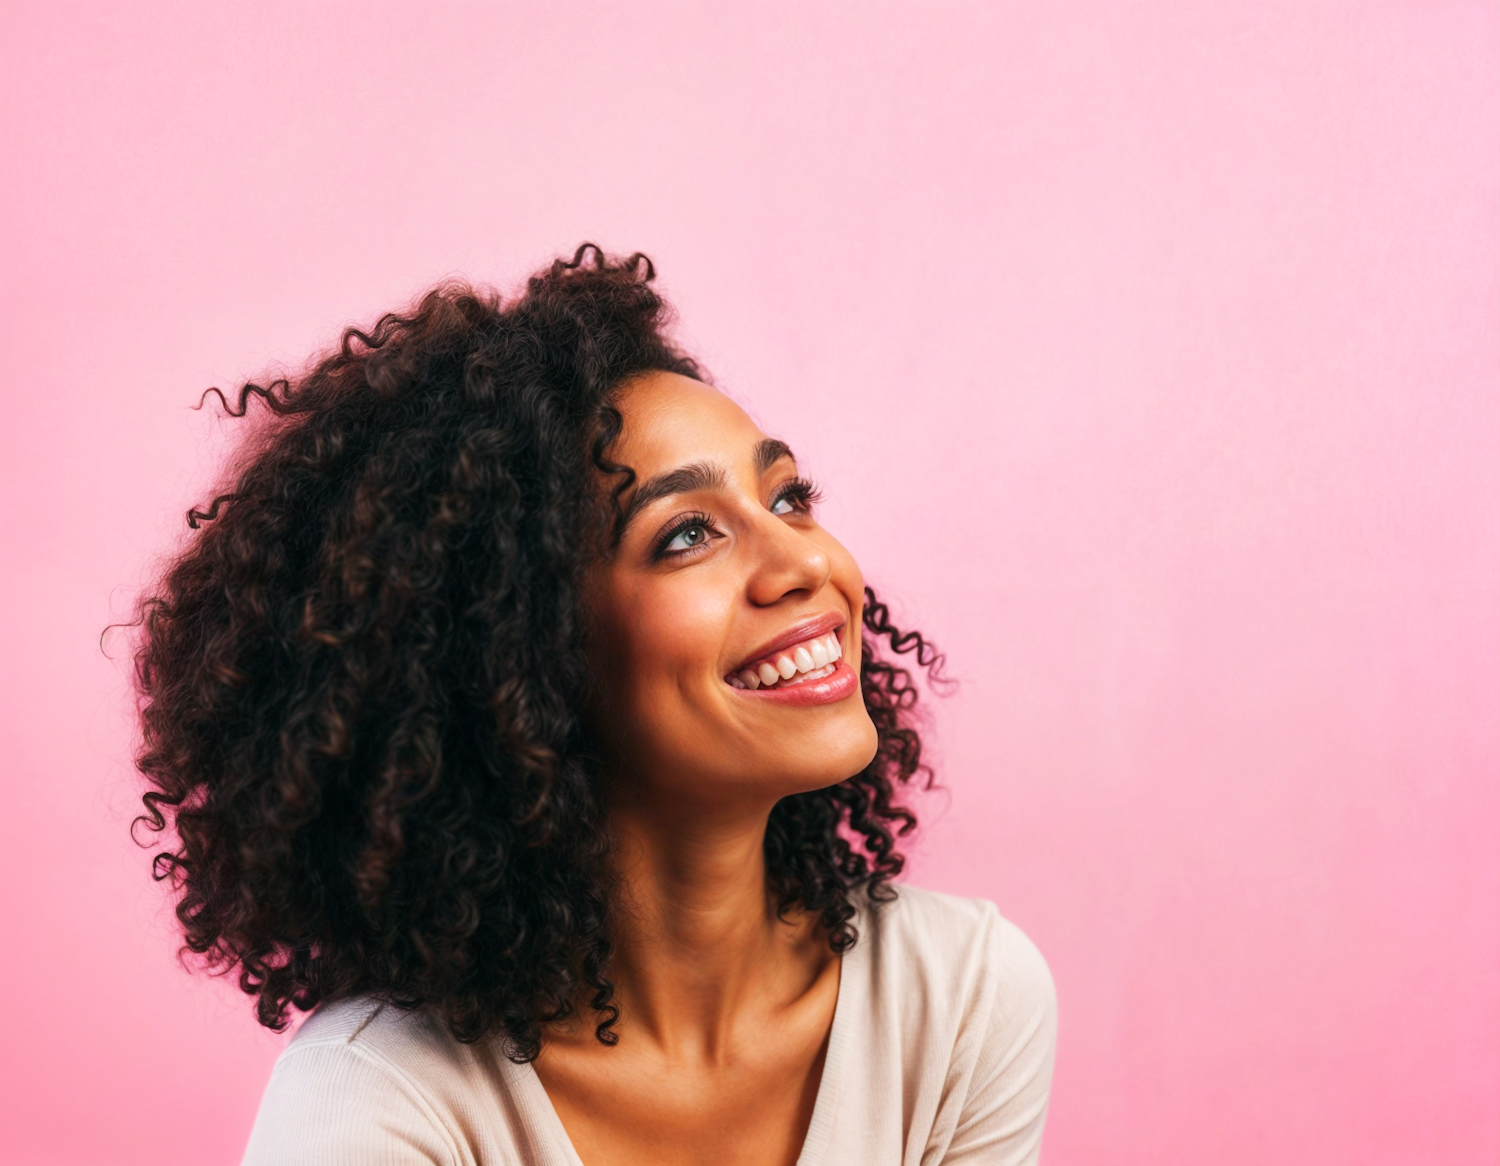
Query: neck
601 783 822 1059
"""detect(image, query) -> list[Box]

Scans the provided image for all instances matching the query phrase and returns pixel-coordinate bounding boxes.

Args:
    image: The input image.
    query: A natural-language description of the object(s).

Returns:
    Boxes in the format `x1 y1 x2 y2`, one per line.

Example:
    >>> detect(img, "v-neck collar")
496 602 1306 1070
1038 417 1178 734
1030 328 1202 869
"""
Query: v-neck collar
794 927 863 1166
504 922 866 1166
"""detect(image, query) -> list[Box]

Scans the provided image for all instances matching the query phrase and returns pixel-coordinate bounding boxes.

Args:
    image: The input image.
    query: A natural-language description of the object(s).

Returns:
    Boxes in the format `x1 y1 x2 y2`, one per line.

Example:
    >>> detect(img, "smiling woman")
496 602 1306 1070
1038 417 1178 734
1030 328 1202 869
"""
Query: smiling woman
130 245 1056 1166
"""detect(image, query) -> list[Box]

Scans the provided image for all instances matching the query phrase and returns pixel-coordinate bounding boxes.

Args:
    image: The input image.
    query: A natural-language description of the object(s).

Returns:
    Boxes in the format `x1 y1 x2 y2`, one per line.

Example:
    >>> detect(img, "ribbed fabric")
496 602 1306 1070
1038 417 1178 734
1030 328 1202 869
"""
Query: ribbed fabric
241 886 1057 1165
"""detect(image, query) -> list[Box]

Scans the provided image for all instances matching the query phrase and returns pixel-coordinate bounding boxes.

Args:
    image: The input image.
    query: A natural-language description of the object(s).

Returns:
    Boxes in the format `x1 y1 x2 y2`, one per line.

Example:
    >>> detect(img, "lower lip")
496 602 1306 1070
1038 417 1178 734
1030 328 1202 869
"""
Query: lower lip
729 659 859 706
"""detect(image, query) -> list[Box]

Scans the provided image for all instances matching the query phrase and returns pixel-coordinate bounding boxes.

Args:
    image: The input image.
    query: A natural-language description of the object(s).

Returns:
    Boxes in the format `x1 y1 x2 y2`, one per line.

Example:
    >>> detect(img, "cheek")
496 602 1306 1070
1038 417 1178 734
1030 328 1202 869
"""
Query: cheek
589 574 741 779
603 571 737 705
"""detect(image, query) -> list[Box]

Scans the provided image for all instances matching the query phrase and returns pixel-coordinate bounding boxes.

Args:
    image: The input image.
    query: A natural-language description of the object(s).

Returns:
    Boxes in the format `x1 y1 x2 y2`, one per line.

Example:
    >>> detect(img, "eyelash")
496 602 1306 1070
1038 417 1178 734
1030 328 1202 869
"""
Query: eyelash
649 477 824 561
772 476 823 514
652 510 717 561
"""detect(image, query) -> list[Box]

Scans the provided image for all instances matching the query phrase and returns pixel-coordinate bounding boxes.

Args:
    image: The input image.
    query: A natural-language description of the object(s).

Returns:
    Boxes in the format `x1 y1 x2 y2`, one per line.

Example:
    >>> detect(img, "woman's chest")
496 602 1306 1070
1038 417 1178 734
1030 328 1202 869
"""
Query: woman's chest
532 1024 832 1166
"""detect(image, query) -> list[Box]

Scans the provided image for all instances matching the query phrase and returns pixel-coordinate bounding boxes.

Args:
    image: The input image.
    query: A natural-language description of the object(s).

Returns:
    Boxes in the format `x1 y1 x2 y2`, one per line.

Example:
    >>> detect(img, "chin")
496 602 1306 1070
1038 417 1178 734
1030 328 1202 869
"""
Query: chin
777 715 881 794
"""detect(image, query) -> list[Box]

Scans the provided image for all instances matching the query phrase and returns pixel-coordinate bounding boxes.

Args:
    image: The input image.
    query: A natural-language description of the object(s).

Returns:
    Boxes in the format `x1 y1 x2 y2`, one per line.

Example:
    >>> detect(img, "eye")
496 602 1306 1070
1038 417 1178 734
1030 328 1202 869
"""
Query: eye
770 477 822 516
664 522 711 552
651 510 719 560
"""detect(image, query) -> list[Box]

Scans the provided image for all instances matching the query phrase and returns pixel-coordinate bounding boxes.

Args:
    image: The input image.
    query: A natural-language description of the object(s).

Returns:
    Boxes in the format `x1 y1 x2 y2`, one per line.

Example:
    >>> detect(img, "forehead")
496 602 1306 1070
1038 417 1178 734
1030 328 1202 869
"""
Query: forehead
613 372 765 472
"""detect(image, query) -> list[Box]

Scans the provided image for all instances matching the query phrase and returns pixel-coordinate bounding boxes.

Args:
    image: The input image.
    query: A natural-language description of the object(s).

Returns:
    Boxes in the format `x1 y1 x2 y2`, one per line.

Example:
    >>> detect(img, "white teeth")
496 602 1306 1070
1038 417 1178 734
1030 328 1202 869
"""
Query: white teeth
728 629 845 690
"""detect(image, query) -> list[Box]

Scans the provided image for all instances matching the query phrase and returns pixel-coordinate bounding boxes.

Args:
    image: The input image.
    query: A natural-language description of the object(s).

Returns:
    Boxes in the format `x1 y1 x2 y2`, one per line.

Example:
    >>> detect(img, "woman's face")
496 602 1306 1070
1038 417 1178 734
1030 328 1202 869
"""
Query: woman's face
583 372 879 808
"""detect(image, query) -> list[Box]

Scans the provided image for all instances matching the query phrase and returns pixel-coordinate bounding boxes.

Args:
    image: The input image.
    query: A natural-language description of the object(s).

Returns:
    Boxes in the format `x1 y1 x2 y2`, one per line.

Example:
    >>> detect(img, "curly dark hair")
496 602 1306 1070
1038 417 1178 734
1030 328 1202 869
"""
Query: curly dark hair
131 244 943 1061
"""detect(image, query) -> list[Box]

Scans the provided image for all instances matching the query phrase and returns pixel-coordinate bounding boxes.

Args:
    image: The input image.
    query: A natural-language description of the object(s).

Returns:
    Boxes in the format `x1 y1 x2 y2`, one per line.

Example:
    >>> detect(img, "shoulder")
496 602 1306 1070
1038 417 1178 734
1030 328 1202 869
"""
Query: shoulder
242 998 478 1165
284 995 470 1076
861 887 1057 1162
867 883 1054 1007
859 883 1057 1069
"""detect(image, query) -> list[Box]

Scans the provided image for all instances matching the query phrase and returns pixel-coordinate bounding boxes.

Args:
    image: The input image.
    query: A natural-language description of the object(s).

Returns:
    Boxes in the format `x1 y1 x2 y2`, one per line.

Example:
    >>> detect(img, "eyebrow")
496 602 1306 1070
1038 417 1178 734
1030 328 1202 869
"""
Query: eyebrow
754 438 793 473
620 438 796 531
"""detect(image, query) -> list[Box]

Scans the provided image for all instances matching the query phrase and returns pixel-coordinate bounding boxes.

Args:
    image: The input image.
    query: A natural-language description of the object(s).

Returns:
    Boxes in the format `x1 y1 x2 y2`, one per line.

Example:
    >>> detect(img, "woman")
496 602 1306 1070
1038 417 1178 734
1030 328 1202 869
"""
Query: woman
133 246 1056 1165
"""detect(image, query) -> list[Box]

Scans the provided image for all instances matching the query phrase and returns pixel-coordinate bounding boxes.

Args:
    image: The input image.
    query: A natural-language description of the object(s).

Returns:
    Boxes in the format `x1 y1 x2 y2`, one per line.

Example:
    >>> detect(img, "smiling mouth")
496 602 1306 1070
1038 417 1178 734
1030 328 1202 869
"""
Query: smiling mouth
726 629 844 691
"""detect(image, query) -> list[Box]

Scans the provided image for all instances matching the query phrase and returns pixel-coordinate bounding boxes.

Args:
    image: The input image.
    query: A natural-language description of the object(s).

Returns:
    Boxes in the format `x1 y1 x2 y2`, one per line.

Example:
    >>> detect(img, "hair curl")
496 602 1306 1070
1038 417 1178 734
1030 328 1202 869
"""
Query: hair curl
131 244 944 1061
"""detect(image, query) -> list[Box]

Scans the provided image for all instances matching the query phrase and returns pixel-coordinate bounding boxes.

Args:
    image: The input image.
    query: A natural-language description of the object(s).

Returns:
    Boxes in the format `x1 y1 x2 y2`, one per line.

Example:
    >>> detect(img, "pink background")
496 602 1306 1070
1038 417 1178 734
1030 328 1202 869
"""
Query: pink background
1 3 1496 1163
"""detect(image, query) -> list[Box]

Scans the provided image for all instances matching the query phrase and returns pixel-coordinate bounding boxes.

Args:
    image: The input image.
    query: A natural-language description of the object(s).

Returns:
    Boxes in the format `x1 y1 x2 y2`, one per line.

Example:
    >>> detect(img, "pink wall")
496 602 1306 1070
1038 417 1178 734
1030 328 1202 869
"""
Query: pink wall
1 3 1495 1163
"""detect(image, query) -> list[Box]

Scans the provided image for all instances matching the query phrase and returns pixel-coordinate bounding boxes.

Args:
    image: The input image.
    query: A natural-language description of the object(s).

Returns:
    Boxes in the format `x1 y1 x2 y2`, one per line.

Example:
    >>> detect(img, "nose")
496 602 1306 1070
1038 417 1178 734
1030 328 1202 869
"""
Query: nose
744 511 833 608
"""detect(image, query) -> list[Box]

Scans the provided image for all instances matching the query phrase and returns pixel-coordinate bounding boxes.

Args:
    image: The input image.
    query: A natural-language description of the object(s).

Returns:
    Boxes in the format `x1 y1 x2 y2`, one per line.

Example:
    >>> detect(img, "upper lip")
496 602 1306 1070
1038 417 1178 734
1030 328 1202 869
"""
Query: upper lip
727 612 846 676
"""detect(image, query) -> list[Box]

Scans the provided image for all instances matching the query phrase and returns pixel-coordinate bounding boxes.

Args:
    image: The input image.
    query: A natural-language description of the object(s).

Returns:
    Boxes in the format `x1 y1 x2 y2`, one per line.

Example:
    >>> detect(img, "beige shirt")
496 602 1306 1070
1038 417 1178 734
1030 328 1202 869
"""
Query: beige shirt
242 886 1057 1165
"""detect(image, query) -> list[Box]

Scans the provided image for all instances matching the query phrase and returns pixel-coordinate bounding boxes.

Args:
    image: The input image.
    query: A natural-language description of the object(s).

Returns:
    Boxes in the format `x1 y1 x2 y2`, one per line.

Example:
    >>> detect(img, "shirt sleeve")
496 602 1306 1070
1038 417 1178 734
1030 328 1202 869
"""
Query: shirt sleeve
940 911 1058 1165
241 1042 463 1166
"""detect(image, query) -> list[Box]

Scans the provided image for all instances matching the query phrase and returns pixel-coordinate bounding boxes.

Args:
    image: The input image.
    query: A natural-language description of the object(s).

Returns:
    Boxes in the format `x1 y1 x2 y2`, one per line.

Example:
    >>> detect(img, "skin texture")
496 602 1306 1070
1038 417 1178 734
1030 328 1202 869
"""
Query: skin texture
533 372 880 1166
